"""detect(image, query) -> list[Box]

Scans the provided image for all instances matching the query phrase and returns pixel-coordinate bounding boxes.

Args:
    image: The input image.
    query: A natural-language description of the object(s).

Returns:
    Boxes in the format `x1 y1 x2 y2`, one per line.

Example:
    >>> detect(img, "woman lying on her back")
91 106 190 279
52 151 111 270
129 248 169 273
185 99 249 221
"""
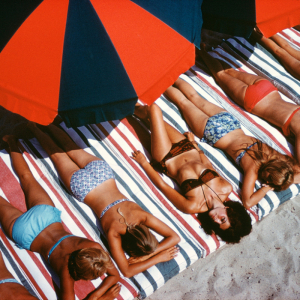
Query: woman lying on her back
165 46 299 211
132 103 252 244
28 123 180 278
1 135 120 300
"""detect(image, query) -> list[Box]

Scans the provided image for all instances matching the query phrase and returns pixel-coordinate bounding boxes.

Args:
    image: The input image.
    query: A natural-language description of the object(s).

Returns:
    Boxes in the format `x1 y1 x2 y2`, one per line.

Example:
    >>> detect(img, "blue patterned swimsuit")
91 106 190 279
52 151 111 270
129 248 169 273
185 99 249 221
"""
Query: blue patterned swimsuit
201 112 241 146
70 160 115 202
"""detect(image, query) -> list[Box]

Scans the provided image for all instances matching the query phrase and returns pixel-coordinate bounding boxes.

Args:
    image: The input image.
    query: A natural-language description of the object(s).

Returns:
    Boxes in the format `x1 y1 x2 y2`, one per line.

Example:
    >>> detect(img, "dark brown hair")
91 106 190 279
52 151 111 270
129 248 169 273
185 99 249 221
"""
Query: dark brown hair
121 224 159 257
241 140 294 191
197 200 252 244
68 248 112 281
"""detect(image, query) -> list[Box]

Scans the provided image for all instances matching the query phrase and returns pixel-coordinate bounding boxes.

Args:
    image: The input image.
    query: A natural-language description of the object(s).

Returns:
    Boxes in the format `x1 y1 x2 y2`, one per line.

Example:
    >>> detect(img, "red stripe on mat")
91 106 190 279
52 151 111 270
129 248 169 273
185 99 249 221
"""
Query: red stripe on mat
0 231 48 299
190 68 291 156
96 122 214 254
22 145 137 298
0 158 27 212
120 118 221 249
279 30 300 48
19 147 99 298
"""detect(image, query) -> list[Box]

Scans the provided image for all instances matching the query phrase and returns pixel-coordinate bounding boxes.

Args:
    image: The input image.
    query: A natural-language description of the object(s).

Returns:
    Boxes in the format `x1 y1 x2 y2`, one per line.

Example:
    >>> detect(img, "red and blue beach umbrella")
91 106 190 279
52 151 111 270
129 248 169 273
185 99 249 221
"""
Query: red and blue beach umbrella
0 0 203 127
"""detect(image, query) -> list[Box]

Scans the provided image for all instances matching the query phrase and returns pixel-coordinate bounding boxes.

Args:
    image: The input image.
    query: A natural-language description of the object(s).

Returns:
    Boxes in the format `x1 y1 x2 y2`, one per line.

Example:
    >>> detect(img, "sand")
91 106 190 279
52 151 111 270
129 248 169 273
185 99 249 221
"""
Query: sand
2 107 300 300
145 195 300 300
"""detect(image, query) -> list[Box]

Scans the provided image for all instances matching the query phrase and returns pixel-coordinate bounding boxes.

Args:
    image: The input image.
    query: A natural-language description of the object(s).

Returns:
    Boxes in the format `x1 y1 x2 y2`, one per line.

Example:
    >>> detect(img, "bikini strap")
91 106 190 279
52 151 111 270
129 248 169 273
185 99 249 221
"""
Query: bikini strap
47 234 74 264
117 208 130 227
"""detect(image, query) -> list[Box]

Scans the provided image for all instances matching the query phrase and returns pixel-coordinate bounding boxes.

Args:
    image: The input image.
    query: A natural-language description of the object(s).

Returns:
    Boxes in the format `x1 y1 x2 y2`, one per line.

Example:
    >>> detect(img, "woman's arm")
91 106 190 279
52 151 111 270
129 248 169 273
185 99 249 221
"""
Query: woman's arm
84 265 120 300
108 232 179 278
131 150 199 213
60 267 76 300
241 168 273 209
144 213 180 254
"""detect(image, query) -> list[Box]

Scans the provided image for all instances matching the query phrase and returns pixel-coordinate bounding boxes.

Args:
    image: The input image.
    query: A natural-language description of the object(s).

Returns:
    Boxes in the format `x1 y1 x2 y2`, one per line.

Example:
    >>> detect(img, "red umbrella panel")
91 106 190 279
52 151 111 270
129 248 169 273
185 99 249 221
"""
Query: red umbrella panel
201 0 300 38
0 0 203 127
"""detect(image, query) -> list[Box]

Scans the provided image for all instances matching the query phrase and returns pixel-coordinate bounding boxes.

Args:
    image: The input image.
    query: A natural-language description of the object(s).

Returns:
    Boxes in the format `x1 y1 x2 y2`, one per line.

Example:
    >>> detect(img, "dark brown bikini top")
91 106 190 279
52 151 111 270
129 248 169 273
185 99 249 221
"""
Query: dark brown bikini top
180 169 219 195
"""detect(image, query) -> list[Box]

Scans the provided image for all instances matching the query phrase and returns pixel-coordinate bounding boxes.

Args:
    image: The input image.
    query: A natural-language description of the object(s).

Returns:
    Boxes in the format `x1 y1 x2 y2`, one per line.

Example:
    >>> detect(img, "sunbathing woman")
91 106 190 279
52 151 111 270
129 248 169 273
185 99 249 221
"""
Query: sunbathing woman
252 29 300 81
165 76 297 209
198 42 300 166
0 251 38 300
1 135 121 300
28 123 180 278
132 103 252 244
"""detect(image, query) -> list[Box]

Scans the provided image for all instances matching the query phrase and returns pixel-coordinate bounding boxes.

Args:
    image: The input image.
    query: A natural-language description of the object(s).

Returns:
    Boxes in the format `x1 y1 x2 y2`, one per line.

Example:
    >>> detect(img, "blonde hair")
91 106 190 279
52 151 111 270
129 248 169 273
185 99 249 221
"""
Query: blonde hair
68 248 112 281
121 224 159 257
241 140 294 191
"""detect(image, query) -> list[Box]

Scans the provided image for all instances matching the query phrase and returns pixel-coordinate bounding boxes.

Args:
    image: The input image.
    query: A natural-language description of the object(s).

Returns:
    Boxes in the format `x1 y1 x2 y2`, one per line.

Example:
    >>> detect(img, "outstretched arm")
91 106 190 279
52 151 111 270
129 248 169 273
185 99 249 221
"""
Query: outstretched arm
131 150 199 213
241 168 273 209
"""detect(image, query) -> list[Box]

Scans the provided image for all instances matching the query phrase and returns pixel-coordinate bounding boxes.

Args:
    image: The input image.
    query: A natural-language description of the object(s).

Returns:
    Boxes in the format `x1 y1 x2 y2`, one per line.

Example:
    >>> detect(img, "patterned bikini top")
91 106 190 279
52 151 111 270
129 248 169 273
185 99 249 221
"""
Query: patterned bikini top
180 169 219 195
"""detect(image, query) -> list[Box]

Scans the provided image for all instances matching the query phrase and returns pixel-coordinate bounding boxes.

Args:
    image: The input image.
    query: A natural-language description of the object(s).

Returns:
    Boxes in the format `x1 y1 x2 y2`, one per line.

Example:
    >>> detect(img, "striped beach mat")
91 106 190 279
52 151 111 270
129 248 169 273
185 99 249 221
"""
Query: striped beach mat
220 27 300 103
1 59 300 299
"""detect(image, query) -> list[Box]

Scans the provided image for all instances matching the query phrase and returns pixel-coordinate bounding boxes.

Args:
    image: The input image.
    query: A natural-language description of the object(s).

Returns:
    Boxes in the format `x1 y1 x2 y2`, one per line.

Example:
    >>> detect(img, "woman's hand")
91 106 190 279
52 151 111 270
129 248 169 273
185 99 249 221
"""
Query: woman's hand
183 131 195 142
157 246 180 263
131 150 147 165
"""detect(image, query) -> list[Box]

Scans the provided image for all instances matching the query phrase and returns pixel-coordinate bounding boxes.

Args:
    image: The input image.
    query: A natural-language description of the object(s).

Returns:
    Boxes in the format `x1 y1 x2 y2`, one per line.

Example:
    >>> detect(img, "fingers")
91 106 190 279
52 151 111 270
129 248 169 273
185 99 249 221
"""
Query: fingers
110 283 121 297
167 246 180 259
131 150 141 160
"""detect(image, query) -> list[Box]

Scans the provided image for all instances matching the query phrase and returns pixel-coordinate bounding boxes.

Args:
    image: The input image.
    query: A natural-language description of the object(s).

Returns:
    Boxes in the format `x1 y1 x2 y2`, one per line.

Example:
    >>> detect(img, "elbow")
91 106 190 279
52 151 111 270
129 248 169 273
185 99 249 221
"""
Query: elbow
121 269 134 278
243 200 252 210
113 273 121 284
173 234 181 245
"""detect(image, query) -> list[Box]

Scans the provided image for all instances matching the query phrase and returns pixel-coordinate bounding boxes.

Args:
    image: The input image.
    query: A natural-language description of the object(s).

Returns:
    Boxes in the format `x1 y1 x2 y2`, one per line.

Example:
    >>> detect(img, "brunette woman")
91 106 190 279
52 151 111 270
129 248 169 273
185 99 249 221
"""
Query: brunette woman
132 103 252 244
28 123 180 278
1 135 120 300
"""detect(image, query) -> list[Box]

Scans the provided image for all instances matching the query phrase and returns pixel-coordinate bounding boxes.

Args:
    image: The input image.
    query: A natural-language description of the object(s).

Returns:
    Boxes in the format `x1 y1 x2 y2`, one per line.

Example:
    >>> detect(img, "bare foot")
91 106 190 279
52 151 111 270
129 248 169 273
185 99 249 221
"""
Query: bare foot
134 104 149 120
2 135 15 144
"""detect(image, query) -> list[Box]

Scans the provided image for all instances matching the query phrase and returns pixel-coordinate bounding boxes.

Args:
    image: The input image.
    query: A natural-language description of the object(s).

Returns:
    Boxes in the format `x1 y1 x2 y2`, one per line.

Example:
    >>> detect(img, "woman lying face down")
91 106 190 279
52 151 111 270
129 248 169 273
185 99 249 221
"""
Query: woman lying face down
132 103 252 244
28 122 180 279
1 135 121 300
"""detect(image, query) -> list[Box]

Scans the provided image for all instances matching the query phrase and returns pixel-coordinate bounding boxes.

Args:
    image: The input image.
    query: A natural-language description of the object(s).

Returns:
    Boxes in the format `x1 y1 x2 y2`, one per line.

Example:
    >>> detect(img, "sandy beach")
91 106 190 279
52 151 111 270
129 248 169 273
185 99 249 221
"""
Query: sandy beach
145 195 300 300
1 96 300 300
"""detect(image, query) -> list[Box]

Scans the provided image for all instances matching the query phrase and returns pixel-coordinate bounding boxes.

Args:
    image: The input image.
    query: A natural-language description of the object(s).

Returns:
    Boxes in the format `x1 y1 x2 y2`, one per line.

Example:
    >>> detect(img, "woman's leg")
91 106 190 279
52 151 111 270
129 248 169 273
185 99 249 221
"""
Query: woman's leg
270 34 300 60
134 104 185 162
0 195 22 240
164 83 212 138
45 124 101 168
253 32 300 80
27 123 82 191
198 44 263 107
2 135 55 210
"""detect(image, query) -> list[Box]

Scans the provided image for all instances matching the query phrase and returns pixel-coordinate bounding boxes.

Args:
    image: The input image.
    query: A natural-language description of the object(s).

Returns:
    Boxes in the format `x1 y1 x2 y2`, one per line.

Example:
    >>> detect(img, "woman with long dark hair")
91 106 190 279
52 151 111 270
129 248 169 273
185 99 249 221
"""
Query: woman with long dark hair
132 103 252 244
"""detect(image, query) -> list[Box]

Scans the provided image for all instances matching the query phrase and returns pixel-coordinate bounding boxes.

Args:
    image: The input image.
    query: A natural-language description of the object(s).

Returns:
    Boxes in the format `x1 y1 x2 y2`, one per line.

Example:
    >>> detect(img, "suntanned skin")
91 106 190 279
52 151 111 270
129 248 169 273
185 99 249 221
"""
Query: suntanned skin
164 77 275 209
28 123 180 279
0 136 121 300
252 29 300 80
0 251 38 300
198 42 300 172
131 103 233 231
